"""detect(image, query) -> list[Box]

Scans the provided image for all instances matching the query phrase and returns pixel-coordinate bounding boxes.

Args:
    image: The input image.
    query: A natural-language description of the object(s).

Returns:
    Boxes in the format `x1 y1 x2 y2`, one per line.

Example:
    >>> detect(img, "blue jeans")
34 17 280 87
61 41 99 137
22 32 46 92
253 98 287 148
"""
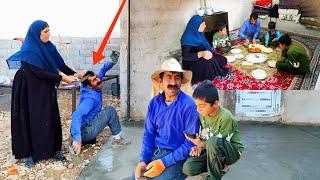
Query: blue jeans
132 148 186 180
81 106 121 142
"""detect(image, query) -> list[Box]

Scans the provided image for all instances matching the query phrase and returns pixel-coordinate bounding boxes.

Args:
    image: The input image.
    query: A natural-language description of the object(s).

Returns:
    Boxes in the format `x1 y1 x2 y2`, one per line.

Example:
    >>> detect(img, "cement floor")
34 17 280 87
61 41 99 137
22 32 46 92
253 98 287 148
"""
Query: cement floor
79 122 320 180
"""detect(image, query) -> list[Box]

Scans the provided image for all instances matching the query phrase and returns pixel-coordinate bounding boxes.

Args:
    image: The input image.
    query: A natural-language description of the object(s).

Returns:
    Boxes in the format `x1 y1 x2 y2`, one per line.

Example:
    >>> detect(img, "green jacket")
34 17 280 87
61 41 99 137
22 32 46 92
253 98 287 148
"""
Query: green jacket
283 43 310 74
200 107 244 153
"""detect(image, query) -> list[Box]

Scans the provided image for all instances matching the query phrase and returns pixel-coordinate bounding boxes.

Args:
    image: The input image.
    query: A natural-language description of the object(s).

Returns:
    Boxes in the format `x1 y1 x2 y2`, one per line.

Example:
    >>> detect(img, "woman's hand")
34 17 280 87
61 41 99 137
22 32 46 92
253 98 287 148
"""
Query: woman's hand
74 70 87 79
62 75 78 83
198 51 213 60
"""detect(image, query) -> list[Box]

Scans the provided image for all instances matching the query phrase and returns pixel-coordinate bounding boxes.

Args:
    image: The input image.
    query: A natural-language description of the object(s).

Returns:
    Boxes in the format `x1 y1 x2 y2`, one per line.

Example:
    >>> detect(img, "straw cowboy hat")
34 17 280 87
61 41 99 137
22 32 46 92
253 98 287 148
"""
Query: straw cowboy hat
151 58 192 84
151 58 193 97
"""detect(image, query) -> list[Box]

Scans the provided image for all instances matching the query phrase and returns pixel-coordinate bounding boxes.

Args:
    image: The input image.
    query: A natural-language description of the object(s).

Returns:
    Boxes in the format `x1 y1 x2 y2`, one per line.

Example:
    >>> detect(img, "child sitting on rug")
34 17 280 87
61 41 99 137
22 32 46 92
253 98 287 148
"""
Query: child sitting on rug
183 80 244 180
212 23 231 54
276 34 310 75
264 21 281 47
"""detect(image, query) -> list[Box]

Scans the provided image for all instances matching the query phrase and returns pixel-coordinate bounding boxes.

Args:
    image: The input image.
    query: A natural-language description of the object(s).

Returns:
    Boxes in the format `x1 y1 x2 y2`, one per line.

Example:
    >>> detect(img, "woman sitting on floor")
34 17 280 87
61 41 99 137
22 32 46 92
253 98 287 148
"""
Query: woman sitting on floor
276 34 310 75
181 15 229 85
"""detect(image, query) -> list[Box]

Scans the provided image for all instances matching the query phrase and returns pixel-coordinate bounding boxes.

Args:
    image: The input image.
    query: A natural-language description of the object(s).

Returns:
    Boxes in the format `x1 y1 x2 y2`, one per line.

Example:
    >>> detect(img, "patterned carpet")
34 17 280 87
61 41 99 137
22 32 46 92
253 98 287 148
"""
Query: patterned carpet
213 64 295 90
213 31 320 90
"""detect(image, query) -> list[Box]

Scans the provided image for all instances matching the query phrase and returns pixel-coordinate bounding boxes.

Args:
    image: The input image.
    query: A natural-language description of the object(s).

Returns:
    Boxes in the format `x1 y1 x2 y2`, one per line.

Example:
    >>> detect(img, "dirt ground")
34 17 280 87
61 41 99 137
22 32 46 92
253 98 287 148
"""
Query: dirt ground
0 91 120 180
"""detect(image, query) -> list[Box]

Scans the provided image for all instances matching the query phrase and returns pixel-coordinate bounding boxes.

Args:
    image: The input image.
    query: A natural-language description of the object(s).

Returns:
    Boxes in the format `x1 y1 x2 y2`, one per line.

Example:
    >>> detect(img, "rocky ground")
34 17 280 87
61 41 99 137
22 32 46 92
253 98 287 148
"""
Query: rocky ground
0 91 120 180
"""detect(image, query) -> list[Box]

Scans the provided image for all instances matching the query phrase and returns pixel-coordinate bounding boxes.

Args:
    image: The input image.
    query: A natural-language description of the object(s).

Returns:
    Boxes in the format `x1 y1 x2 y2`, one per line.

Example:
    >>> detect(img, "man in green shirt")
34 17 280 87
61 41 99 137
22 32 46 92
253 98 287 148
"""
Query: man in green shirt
276 34 310 75
182 80 244 180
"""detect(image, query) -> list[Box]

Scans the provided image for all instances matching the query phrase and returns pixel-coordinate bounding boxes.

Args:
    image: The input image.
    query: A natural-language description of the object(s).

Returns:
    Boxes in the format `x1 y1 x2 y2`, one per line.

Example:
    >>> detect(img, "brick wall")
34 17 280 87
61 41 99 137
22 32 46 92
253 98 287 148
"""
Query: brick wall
0 36 120 81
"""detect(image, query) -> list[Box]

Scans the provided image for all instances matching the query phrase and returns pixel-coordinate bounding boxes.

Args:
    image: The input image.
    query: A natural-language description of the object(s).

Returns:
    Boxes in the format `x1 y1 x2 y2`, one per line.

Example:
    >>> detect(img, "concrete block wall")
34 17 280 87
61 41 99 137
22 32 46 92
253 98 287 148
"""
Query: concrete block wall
0 36 120 81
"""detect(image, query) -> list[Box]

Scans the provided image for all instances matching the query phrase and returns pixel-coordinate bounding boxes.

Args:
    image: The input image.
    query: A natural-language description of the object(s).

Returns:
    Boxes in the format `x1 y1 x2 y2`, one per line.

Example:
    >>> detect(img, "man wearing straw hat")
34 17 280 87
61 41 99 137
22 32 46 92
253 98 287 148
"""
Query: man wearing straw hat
134 58 200 179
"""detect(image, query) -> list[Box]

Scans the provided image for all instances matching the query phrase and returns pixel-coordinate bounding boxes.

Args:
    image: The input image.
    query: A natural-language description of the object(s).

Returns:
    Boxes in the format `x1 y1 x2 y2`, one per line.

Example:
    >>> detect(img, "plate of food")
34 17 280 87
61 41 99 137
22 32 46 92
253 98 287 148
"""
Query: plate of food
230 48 242 54
248 44 263 53
245 53 268 63
225 55 236 63
267 60 277 68
262 47 273 53
251 69 267 80
242 61 254 66
234 53 244 59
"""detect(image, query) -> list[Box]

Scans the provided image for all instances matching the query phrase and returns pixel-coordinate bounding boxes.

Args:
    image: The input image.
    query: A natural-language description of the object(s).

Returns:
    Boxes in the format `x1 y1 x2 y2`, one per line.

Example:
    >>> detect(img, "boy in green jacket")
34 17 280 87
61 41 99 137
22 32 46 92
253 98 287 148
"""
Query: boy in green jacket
183 80 244 180
276 34 310 75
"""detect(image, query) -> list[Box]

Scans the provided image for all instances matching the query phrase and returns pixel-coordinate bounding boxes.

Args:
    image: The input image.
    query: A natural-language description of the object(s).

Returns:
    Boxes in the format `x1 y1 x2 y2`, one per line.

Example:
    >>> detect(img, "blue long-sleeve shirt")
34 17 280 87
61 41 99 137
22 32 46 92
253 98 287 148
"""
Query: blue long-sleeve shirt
264 31 281 45
139 91 200 167
71 60 114 142
238 19 261 40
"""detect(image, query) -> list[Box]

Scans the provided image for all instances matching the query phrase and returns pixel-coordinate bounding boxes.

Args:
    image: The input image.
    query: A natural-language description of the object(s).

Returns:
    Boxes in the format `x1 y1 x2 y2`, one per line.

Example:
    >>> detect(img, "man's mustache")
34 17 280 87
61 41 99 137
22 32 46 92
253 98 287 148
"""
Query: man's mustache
167 84 178 90
97 80 102 85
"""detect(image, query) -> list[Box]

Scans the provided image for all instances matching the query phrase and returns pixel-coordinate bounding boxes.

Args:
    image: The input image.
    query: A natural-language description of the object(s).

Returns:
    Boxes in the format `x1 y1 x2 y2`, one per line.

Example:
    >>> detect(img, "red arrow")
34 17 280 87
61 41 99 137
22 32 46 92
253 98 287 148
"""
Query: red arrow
93 0 127 64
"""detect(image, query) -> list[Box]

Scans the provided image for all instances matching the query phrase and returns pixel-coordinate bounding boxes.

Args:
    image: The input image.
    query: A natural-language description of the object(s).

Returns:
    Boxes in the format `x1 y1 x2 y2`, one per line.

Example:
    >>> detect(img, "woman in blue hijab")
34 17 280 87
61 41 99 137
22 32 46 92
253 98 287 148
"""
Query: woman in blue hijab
181 15 229 84
11 20 78 167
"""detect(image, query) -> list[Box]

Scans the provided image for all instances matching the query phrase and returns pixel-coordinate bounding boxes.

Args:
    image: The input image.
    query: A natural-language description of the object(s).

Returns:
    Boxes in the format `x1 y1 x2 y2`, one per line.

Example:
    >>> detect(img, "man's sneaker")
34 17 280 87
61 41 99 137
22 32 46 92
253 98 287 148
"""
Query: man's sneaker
111 137 131 147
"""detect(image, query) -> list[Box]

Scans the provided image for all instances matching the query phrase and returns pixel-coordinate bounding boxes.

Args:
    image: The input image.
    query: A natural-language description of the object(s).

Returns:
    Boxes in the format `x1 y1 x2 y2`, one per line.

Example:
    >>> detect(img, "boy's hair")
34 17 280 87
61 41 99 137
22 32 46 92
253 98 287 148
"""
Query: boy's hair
250 12 258 20
80 71 95 87
268 21 276 29
193 80 219 106
216 22 227 32
278 34 292 46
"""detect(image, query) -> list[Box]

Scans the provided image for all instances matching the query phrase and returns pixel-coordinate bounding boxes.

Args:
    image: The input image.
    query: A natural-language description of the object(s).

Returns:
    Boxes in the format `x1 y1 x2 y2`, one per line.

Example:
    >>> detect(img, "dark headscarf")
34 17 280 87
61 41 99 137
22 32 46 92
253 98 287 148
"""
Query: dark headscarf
7 20 65 74
180 15 212 51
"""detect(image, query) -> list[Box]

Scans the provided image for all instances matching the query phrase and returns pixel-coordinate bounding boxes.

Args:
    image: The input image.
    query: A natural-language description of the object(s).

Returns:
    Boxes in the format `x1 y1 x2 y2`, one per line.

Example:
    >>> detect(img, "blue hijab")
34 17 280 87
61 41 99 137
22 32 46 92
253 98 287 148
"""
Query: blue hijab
7 20 65 74
180 15 212 51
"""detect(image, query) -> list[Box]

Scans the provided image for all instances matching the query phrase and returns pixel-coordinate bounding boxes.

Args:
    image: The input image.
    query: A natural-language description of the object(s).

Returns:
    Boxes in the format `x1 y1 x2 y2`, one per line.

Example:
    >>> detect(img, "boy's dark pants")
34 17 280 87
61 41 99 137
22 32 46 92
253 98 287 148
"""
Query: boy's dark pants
183 137 241 180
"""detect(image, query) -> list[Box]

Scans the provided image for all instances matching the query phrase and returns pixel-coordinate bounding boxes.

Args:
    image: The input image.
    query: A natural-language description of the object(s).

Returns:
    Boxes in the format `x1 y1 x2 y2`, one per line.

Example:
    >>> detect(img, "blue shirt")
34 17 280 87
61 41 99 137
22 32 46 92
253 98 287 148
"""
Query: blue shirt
238 19 261 39
264 31 281 44
71 60 114 142
139 91 200 167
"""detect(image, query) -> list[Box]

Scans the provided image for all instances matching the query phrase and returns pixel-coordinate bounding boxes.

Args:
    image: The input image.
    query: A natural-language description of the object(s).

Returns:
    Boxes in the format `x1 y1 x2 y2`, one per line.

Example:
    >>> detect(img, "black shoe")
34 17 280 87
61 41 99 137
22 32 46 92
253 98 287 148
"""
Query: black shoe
25 156 35 168
82 138 97 146
54 151 66 161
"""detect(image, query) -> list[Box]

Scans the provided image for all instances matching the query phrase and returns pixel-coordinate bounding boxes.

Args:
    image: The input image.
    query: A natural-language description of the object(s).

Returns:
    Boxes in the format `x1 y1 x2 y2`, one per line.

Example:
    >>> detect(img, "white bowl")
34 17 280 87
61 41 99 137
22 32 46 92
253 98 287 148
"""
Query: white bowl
225 55 236 63
230 48 242 54
251 69 267 80
234 53 244 59
245 53 268 63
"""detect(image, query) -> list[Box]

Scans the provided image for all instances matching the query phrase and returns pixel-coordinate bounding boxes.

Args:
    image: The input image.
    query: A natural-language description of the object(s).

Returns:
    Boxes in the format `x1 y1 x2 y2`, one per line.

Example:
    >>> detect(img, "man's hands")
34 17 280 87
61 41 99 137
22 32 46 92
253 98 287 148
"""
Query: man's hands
134 160 166 179
135 162 147 179
185 134 204 157
72 141 82 155
110 50 120 64
189 146 203 156
144 159 165 178
245 39 250 45
252 38 257 44
185 133 204 149
198 50 213 60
